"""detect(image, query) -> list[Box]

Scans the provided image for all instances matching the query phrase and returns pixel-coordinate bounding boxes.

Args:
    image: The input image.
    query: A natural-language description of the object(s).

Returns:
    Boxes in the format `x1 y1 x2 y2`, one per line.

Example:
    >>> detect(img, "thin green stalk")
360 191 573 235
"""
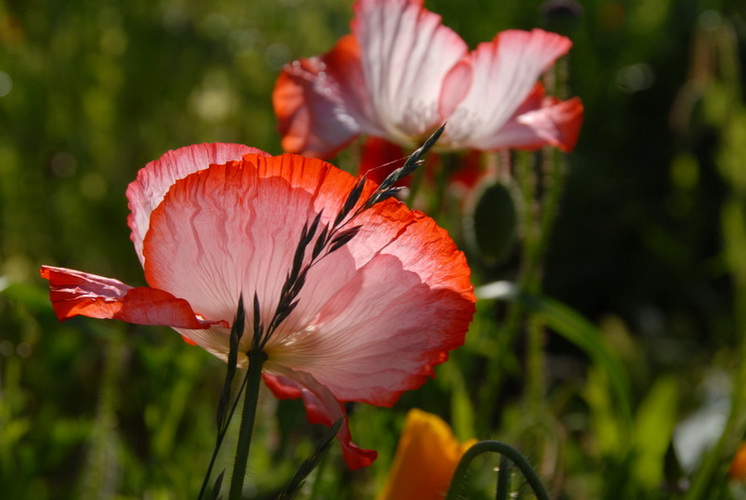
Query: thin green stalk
429 153 459 217
307 451 328 499
228 349 268 499
526 314 546 413
495 453 510 500
198 372 250 499
515 151 545 411
476 296 523 434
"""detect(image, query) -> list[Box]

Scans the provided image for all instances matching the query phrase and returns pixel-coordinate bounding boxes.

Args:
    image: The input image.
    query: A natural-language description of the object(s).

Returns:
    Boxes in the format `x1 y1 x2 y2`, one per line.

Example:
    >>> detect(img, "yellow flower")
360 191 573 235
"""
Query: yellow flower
377 409 476 500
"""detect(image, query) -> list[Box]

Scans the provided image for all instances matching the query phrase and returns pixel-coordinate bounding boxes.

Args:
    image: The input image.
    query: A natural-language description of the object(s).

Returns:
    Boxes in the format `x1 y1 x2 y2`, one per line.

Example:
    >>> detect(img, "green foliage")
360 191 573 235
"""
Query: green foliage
2 0 746 498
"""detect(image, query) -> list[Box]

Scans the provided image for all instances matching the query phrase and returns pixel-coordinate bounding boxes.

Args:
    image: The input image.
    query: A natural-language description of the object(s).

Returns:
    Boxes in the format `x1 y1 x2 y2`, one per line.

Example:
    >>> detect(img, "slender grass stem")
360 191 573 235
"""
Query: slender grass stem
228 349 268 499
198 372 250 499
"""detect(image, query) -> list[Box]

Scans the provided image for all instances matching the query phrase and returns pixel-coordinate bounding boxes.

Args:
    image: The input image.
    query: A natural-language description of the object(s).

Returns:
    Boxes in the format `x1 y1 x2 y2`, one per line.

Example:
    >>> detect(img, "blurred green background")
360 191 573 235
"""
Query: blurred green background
2 0 746 498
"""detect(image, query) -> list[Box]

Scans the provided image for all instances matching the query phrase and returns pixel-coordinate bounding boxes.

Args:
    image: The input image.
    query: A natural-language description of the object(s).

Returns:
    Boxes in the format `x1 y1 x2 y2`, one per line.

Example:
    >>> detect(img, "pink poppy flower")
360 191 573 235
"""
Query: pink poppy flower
273 0 583 160
40 143 476 469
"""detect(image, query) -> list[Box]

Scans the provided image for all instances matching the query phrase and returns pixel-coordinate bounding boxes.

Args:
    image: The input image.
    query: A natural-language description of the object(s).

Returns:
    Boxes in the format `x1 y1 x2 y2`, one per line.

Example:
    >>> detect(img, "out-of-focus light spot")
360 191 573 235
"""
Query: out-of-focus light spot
0 72 13 97
699 10 721 32
202 12 230 39
79 172 107 200
100 27 128 56
616 63 655 93
229 29 259 55
162 6 188 32
16 342 32 358
670 154 699 190
51 152 77 178
0 340 13 357
265 43 291 70
192 88 232 122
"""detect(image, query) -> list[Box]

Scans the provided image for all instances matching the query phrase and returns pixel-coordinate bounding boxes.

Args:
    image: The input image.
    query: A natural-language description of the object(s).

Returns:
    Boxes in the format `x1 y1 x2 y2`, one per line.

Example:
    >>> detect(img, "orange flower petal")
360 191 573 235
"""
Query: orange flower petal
377 409 475 500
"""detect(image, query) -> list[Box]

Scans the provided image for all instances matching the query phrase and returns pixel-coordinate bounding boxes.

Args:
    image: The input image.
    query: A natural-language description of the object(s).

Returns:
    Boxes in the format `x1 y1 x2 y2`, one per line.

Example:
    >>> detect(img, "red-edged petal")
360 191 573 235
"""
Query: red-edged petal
39 265 223 329
127 143 268 265
273 35 368 159
444 29 576 150
265 202 475 406
263 365 378 469
489 84 584 151
140 154 377 345
353 0 468 145
139 152 473 406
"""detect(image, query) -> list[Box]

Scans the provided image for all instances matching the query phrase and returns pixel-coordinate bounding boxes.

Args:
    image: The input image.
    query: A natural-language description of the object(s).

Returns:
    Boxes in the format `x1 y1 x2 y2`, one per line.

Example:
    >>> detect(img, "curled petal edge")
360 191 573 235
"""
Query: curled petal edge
263 364 378 470
127 143 269 265
273 35 363 159
39 266 225 330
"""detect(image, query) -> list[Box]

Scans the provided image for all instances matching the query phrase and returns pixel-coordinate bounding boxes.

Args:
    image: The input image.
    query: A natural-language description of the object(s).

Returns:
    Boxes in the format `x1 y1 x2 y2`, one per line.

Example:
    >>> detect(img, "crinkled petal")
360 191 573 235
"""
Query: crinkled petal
273 35 367 159
265 202 475 406
39 265 223 329
139 152 473 404
141 154 377 350
444 29 576 150
127 143 268 264
353 0 468 144
263 364 377 469
260 188 475 405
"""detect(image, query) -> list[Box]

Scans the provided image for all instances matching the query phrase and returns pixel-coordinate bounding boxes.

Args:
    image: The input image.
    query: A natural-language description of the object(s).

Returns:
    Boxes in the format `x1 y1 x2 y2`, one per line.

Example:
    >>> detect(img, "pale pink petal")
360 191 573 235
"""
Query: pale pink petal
264 204 475 406
263 365 378 470
438 58 473 120
127 143 268 265
273 35 368 159
488 88 584 151
353 0 468 145
140 154 376 351
39 265 224 329
139 152 473 404
444 29 574 150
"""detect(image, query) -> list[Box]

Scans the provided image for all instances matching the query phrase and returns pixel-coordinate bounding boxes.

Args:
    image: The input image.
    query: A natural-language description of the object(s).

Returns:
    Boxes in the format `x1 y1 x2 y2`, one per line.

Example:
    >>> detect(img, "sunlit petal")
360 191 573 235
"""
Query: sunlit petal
353 0 467 144
42 146 475 469
266 210 474 405
40 265 223 329
127 143 267 264
445 29 576 149
263 365 378 470
377 409 475 500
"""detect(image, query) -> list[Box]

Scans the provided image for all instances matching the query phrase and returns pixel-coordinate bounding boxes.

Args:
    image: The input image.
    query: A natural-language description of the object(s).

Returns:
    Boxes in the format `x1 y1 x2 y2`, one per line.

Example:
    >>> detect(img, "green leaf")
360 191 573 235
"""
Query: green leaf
481 283 633 426
632 375 679 489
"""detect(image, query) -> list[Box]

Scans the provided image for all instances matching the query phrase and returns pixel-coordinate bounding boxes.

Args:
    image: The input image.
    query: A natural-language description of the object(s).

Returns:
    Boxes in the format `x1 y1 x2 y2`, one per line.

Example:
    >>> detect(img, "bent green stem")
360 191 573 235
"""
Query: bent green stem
228 348 268 499
445 441 550 500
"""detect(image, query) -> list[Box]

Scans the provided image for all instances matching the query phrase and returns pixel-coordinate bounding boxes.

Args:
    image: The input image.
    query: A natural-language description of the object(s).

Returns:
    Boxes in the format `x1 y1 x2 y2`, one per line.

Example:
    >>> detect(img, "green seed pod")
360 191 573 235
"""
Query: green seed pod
464 179 518 267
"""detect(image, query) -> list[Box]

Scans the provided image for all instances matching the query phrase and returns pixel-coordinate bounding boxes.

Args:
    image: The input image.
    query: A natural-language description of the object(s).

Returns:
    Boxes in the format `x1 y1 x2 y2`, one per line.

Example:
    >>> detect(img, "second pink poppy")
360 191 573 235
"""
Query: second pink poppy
274 0 583 159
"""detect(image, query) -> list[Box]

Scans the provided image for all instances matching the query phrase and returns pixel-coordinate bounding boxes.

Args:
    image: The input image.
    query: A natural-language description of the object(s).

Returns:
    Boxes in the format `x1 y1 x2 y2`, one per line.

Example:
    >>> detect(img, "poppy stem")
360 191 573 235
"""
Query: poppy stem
228 348 268 499
445 441 550 500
